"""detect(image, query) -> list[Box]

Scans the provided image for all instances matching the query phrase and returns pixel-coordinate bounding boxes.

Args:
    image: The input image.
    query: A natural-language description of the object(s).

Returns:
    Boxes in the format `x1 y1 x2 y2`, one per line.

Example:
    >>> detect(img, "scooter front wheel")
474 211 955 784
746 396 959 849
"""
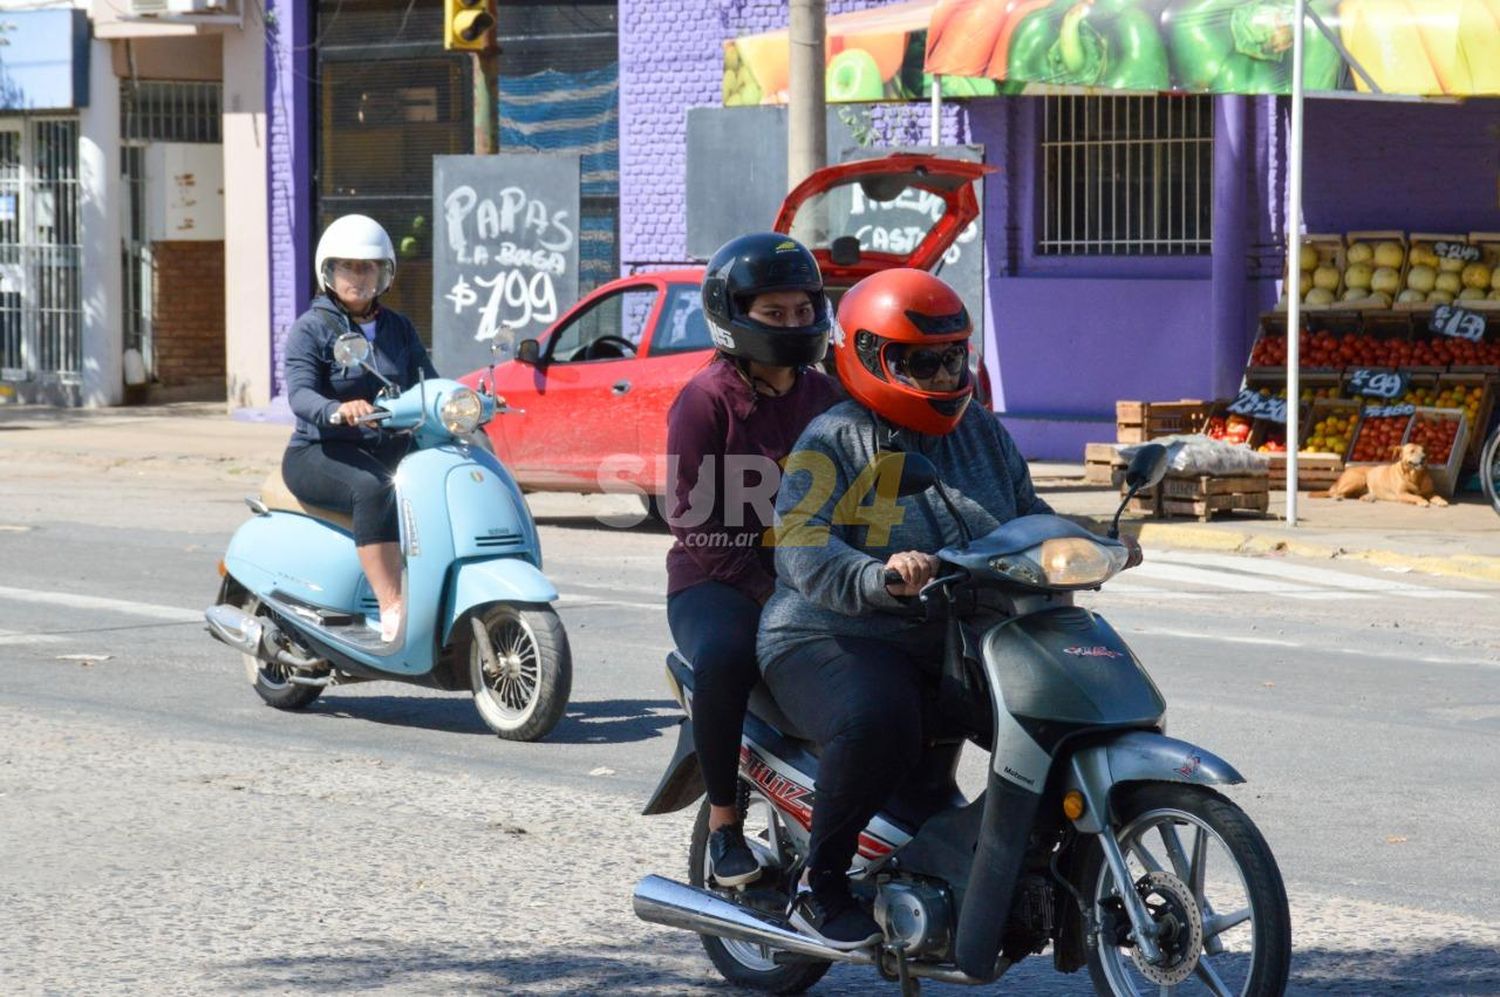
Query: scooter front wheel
468 603 572 742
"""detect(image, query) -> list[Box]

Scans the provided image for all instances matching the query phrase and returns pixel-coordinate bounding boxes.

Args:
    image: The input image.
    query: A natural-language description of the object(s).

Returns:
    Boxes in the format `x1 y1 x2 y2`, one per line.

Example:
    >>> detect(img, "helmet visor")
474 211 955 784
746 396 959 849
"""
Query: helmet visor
323 258 394 299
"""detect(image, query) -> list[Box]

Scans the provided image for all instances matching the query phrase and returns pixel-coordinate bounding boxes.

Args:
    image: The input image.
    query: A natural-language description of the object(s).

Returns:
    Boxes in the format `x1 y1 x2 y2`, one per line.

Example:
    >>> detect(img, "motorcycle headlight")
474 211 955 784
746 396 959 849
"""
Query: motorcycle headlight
989 538 1124 589
439 387 483 435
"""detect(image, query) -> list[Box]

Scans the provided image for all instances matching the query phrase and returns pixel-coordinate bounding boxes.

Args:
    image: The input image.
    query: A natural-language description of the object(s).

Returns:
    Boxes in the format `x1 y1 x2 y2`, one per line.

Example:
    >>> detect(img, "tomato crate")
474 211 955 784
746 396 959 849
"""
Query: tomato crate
1404 407 1469 499
1266 452 1345 491
1157 471 1270 523
1083 442 1127 487
1115 399 1210 444
1347 404 1418 465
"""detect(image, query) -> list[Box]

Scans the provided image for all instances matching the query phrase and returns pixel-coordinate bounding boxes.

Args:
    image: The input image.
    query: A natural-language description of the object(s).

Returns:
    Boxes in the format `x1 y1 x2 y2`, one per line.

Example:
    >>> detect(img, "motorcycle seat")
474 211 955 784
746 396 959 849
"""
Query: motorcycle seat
746 681 819 752
258 469 355 533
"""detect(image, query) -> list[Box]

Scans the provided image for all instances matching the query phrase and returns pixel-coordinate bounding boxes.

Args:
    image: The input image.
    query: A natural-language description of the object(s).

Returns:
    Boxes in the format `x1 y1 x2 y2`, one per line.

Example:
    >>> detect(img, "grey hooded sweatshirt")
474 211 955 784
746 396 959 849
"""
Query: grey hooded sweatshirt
757 399 1052 670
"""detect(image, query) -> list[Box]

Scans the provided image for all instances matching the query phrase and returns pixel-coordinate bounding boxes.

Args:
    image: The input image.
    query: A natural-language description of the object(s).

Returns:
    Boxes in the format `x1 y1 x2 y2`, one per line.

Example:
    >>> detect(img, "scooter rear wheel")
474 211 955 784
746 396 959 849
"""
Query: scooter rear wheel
468 603 571 742
239 599 323 710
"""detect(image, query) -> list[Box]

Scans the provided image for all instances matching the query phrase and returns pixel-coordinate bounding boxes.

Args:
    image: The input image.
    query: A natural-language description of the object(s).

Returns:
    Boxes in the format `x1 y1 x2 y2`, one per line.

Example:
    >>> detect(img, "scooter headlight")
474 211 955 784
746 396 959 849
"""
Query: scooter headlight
439 387 483 435
989 538 1124 589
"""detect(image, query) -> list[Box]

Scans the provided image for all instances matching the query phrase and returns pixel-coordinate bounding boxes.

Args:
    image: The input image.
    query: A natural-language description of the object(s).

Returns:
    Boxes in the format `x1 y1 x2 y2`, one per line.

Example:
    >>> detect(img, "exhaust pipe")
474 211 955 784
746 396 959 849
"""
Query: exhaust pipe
205 604 264 656
632 875 873 966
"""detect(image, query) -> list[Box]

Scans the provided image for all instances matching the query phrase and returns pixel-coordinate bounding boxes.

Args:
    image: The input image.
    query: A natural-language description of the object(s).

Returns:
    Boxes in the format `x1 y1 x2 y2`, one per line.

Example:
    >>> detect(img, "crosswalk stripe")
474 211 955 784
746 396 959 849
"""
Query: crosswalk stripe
0 628 66 646
1126 561 1322 594
1153 551 1487 597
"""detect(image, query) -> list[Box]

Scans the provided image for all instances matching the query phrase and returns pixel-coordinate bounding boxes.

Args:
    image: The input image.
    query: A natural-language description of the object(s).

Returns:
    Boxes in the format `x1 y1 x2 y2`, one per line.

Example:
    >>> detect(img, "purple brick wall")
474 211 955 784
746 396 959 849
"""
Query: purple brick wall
266 0 312 397
618 0 944 271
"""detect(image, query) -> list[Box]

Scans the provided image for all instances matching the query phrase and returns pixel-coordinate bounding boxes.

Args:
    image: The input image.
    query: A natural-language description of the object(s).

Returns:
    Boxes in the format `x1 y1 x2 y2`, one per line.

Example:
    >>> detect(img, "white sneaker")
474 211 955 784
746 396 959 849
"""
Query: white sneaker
379 608 402 643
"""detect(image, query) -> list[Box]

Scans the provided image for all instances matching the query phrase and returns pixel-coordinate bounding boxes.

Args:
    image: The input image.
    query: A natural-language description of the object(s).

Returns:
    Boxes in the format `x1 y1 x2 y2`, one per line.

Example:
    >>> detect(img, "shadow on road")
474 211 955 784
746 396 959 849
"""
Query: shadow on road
215 938 713 994
301 695 680 745
548 698 681 745
1288 941 1500 994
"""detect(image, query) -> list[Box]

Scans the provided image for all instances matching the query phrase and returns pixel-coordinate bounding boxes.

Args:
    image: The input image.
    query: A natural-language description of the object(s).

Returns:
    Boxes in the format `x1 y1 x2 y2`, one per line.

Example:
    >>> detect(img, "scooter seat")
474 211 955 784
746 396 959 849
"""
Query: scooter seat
259 469 355 533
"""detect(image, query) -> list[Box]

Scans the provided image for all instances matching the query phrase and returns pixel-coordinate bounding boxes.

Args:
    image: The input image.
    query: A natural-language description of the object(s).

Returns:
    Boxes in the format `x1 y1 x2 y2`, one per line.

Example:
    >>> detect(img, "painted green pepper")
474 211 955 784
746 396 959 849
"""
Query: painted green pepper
1007 0 1171 91
1163 0 1342 94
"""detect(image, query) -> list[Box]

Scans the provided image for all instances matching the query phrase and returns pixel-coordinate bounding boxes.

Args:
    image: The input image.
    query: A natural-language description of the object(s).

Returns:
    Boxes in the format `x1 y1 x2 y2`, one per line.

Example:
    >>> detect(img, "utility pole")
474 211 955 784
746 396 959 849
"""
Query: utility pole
787 0 826 197
472 50 499 154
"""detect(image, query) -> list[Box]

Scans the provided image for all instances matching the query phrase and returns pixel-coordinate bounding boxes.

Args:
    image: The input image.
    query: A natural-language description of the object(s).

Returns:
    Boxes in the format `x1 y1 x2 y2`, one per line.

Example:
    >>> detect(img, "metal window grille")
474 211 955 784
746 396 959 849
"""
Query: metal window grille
121 144 152 369
1040 94 1213 256
121 81 222 143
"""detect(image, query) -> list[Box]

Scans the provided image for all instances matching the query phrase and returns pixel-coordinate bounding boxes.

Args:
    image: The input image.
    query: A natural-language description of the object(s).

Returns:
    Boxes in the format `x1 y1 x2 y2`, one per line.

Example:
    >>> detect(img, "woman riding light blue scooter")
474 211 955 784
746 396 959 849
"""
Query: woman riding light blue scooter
206 298 571 741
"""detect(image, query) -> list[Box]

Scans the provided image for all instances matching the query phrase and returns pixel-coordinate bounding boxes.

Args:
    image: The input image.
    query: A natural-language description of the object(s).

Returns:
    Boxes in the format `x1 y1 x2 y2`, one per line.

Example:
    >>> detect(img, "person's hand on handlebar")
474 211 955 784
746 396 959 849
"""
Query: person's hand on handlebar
333 399 377 424
883 551 941 597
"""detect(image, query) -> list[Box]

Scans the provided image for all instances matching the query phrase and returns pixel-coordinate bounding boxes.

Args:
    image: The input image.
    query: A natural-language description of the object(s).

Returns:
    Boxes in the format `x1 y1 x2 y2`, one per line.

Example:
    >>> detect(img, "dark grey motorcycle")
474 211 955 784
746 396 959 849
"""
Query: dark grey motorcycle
634 444 1291 996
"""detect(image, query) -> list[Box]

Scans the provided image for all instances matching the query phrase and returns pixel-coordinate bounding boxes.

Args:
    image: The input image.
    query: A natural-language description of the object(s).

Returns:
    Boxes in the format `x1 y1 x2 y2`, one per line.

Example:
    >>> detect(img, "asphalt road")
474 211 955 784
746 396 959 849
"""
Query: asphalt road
2 463 1498 995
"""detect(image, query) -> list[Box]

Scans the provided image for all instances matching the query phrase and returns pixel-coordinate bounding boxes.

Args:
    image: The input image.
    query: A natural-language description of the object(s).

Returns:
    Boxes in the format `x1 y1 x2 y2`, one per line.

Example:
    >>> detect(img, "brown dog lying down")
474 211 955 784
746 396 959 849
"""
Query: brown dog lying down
1313 442 1449 507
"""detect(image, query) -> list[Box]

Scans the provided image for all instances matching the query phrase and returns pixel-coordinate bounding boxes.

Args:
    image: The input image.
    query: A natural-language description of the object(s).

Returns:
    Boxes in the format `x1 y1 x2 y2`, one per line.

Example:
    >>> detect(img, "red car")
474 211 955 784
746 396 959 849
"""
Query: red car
460 153 992 498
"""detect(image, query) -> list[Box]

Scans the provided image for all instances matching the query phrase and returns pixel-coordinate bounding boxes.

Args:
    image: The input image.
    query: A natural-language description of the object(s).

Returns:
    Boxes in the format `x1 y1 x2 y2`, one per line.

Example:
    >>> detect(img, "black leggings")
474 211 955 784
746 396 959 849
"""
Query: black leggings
667 581 764 809
763 636 931 880
281 439 408 546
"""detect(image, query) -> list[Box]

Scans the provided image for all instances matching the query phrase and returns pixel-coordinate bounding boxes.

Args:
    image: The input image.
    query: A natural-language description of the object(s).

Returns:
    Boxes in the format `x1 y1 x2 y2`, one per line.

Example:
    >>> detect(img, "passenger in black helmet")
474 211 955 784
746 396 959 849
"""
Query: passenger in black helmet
665 233 842 888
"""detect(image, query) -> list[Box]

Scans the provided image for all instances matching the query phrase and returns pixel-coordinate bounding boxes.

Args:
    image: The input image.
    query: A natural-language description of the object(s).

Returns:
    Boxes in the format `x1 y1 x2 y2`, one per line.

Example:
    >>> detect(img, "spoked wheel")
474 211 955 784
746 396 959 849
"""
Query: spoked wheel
468 603 572 742
1481 426 1500 516
1083 784 1291 997
239 598 323 710
687 789 830 994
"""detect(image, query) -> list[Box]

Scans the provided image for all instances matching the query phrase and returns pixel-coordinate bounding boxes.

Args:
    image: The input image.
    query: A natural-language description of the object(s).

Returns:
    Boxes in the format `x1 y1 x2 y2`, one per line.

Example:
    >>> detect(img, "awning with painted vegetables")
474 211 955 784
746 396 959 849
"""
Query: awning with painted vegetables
724 0 1500 104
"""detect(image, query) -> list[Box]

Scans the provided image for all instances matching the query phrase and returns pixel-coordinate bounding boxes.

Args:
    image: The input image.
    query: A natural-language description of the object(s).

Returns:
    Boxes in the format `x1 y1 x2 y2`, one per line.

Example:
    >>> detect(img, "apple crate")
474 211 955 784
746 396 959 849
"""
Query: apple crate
1403 407 1469 498
1281 234 1346 311
1083 442 1127 487
1115 399 1210 444
1200 401 1255 448
1157 471 1271 523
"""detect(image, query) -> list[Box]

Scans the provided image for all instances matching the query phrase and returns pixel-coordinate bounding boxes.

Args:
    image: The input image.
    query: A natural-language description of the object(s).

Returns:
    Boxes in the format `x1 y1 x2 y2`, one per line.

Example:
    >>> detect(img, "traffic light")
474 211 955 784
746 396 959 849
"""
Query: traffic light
444 0 495 51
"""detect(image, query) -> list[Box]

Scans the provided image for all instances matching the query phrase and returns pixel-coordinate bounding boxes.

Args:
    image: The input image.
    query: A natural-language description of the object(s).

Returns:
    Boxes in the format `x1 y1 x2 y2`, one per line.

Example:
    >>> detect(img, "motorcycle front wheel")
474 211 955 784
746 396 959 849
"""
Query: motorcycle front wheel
468 603 572 742
687 790 830 995
1082 783 1291 997
1481 426 1500 516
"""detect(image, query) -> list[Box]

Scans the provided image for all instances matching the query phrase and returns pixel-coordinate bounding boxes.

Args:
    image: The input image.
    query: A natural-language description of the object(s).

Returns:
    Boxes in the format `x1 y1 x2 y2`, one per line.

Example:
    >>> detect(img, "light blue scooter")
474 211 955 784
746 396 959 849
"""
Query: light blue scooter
206 332 572 742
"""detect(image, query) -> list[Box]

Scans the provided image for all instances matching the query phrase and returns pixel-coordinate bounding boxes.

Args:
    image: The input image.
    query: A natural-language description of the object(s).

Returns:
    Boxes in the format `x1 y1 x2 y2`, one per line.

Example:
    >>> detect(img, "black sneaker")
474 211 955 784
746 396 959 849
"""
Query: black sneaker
707 824 762 888
788 883 883 950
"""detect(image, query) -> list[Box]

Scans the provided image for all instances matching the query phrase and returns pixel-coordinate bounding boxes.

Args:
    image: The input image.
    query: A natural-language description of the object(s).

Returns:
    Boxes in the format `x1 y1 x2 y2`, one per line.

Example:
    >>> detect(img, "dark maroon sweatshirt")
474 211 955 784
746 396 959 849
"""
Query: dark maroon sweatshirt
665 360 842 603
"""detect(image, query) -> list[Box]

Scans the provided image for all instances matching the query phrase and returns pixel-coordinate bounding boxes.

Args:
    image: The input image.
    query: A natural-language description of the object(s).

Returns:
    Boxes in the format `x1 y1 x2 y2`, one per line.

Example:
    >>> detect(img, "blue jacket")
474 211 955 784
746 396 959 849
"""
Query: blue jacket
284 296 438 446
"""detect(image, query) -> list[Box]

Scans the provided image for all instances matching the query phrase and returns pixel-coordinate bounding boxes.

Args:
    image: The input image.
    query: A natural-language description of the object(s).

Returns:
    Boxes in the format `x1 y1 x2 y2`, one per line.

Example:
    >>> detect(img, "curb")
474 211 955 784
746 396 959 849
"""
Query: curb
1062 513 1500 584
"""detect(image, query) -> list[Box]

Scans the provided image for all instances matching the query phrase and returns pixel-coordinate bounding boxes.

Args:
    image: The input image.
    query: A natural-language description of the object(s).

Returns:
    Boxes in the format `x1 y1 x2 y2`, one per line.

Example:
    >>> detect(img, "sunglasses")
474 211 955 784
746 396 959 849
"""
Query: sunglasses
897 344 968 380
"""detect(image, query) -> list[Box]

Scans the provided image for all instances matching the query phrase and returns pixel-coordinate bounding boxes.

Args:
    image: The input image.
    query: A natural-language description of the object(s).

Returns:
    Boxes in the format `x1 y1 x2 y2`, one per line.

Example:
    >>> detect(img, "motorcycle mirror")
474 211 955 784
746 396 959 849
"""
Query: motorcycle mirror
874 450 937 497
332 331 371 369
1125 443 1170 491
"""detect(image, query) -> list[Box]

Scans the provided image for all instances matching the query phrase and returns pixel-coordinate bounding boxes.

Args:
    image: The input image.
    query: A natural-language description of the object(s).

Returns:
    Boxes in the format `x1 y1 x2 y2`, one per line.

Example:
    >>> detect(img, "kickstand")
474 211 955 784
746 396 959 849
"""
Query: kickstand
893 944 921 997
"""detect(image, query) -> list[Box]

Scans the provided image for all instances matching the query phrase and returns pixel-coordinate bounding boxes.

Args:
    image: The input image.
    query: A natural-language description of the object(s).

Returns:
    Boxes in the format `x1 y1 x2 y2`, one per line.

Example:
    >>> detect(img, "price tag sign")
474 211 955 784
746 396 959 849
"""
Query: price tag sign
1347 368 1410 399
1429 305 1487 343
1432 241 1483 263
1366 403 1416 419
1228 389 1287 423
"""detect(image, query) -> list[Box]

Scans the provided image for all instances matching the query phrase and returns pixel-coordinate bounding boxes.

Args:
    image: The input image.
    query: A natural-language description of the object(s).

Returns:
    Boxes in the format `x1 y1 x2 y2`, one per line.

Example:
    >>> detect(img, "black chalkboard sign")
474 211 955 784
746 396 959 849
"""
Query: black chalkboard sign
1227 388 1288 424
1429 304 1487 343
1431 241 1482 263
1346 368 1410 399
430 154 581 376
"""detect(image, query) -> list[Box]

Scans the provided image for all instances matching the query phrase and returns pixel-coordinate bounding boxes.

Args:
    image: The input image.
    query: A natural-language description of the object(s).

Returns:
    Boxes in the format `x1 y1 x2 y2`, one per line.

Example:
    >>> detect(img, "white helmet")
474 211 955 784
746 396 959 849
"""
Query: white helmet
315 214 396 297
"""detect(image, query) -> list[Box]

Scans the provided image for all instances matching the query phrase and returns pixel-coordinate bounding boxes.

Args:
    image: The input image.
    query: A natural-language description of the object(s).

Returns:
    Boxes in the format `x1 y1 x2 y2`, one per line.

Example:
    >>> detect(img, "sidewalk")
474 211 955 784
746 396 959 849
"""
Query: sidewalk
3 404 1497 582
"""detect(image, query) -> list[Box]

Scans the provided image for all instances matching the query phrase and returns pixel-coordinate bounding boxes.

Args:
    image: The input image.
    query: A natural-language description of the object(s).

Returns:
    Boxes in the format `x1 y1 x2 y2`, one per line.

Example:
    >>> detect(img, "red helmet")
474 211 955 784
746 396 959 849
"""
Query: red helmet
833 269 973 436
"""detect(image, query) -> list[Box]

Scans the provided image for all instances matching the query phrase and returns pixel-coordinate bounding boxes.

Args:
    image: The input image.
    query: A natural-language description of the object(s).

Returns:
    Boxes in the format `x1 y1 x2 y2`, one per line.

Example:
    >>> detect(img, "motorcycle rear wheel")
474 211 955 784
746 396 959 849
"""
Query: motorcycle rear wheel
1082 783 1291 997
688 792 830 994
468 603 571 742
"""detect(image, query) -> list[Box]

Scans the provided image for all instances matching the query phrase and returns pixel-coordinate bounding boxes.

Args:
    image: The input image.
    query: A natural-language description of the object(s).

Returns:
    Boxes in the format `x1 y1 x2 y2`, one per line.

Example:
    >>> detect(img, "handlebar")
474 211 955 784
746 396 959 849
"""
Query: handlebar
328 408 392 427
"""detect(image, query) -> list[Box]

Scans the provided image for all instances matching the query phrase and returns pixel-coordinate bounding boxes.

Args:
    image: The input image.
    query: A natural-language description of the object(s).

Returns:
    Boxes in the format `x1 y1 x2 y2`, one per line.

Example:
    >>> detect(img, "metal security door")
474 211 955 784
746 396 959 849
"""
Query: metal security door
0 117 81 383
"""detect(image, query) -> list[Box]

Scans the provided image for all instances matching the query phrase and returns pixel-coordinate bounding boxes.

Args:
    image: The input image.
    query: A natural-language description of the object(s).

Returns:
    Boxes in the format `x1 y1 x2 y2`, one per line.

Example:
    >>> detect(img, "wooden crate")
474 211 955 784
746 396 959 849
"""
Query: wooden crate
1266 452 1345 490
1157 472 1271 523
1084 442 1127 487
1282 233 1346 310
1405 407 1469 499
1115 399 1210 444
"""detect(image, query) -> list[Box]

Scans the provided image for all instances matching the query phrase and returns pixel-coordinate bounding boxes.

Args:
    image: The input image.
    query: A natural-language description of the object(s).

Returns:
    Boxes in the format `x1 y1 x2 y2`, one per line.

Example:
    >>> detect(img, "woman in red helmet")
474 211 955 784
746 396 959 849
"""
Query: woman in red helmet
757 268 1122 950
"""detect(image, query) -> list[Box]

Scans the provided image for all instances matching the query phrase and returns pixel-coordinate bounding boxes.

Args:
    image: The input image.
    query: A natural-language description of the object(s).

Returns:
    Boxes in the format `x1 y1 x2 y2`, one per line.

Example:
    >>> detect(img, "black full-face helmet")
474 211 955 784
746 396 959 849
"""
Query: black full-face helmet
701 233 831 368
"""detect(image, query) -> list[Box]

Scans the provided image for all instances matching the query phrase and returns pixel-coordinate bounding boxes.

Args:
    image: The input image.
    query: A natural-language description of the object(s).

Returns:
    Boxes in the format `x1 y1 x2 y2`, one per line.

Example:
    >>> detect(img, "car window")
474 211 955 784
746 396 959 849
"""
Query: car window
648 284 713 356
546 286 658 363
